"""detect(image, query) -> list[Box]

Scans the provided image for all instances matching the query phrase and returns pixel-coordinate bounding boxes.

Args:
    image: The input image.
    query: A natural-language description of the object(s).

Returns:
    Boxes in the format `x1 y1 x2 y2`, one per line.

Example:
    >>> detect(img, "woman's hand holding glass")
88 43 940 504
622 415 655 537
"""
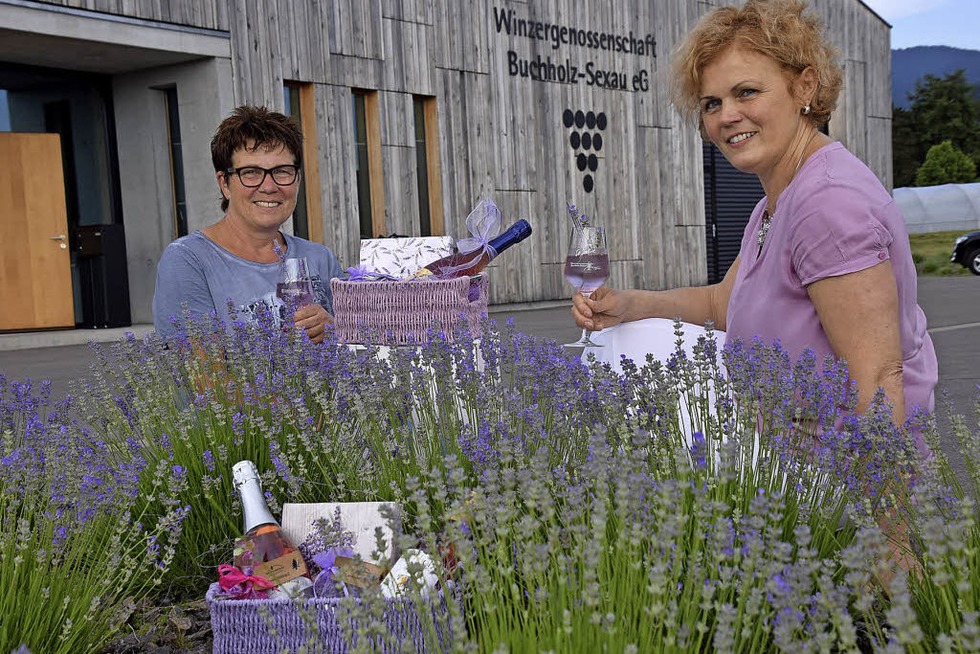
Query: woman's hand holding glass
571 285 632 333
276 257 332 343
292 303 333 344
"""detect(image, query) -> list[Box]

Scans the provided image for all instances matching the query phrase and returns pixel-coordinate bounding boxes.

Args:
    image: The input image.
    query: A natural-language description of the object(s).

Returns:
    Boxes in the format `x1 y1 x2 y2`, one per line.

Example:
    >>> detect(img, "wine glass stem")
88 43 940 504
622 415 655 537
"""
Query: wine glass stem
580 289 595 341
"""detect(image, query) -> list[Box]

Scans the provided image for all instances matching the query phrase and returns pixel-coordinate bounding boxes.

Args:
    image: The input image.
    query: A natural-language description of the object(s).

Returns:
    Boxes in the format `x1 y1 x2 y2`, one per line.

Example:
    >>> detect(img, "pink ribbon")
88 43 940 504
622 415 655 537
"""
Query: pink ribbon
217 563 276 599
455 198 501 256
437 198 500 277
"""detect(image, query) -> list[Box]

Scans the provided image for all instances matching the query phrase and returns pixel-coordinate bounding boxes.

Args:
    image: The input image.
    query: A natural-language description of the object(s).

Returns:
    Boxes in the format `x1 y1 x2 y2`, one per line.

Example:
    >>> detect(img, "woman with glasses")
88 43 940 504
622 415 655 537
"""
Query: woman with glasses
153 105 342 343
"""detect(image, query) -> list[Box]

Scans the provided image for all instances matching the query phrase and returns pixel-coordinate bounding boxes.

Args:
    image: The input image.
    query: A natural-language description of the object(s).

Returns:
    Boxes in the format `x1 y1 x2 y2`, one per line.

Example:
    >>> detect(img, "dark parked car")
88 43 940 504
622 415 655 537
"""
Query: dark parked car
951 231 980 275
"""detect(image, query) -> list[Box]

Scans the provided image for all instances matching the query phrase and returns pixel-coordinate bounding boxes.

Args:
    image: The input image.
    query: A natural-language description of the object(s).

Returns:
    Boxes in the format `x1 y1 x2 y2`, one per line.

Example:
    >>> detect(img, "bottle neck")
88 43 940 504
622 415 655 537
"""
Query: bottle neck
235 469 278 534
486 219 532 257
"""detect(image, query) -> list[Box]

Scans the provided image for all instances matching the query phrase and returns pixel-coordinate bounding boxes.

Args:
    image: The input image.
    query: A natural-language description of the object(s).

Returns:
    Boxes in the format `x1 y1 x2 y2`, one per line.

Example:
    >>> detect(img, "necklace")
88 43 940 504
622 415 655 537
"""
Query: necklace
757 130 819 253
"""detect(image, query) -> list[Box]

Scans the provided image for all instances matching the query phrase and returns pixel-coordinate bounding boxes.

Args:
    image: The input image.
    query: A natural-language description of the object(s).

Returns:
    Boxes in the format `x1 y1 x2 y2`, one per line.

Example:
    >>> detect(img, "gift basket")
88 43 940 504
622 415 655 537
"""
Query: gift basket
206 583 458 654
331 275 488 345
207 463 461 653
330 199 530 345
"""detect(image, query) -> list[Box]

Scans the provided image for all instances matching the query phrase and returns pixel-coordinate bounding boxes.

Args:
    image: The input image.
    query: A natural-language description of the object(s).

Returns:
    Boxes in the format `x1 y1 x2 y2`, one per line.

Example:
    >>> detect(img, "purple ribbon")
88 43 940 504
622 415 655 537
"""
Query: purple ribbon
311 547 355 598
456 198 501 255
345 265 400 282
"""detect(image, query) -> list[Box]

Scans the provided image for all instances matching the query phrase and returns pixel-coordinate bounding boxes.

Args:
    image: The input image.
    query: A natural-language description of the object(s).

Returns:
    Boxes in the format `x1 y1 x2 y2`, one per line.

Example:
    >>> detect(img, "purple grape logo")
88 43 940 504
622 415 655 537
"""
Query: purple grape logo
563 108 607 194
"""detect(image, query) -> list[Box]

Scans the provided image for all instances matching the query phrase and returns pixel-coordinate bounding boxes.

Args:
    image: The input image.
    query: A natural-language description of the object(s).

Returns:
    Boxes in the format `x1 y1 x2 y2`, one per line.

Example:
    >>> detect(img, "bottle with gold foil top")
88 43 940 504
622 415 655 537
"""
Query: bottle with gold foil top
232 460 312 598
413 219 532 279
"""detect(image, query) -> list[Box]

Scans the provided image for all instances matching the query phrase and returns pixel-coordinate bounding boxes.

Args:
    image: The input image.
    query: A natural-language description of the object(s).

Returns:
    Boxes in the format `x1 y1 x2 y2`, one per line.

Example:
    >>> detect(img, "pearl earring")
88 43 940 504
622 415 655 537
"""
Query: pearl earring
802 104 811 115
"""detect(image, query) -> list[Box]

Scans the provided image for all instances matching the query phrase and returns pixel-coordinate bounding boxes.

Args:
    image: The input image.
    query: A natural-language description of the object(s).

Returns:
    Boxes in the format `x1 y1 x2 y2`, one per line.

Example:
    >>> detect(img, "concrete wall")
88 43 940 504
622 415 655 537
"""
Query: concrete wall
113 58 234 324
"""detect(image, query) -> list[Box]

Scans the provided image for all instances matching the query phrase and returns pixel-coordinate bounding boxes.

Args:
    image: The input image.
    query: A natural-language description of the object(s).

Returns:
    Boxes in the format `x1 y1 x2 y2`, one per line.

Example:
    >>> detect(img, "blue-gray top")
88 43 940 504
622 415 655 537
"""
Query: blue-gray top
152 231 343 339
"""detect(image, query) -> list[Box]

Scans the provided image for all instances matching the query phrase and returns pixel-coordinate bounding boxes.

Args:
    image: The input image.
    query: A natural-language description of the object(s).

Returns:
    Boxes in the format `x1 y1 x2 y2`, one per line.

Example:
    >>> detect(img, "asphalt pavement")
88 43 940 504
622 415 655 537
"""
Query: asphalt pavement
2 275 977 435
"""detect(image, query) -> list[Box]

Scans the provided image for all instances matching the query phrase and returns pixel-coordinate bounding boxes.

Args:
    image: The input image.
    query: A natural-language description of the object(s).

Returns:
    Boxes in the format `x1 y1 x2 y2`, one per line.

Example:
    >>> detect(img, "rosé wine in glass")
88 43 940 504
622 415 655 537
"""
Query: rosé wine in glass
276 258 314 308
563 253 609 293
563 225 608 348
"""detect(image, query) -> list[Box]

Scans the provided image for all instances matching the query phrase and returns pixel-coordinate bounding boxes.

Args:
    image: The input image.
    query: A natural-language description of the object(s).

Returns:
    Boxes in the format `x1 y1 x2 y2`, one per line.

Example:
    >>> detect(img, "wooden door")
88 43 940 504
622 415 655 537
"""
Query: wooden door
0 133 75 330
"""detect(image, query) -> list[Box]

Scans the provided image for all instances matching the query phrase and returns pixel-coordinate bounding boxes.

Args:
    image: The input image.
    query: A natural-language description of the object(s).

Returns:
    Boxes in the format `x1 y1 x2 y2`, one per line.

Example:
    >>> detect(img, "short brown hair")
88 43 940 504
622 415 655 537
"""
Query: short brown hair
210 105 303 211
671 0 842 138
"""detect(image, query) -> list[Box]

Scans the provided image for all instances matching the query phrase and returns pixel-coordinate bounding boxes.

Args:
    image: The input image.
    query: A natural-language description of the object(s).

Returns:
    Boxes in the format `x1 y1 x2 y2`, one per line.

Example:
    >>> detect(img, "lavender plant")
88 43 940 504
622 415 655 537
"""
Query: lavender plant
0 375 187 654
74 309 624 598
45 304 980 652
903 396 980 651
368 329 955 652
73 310 362 594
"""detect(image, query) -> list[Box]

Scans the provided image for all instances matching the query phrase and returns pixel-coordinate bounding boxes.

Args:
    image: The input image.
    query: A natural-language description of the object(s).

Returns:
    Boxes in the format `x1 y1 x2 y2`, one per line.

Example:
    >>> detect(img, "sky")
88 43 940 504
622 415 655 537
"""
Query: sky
860 0 980 51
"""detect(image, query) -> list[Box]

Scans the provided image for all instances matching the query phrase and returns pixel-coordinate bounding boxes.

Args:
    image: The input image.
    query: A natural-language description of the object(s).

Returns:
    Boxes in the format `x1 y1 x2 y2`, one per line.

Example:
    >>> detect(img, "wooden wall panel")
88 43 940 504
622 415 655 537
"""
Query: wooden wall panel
290 2 334 81
298 84 324 245
378 92 414 148
811 0 892 189
437 70 496 232
313 84 359 269
325 0 384 59
840 60 868 162
434 0 490 74
35 0 226 29
44 0 893 305
381 140 420 237
866 116 893 188
865 14 893 118
226 0 284 110
381 0 431 26
381 16 434 94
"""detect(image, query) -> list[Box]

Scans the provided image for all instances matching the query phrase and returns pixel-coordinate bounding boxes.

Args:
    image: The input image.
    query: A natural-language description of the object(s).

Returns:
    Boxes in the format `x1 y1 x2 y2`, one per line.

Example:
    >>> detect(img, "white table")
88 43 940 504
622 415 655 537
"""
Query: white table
581 318 728 446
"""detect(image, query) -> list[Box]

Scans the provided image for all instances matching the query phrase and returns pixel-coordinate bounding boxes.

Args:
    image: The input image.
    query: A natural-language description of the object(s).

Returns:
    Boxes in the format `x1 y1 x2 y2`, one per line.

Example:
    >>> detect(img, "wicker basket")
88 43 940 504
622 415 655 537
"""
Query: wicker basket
206 583 458 654
330 275 488 345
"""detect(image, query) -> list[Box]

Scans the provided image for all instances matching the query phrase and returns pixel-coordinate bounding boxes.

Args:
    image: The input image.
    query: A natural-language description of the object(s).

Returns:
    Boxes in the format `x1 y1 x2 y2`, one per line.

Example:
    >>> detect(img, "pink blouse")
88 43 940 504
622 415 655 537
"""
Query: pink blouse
725 142 938 424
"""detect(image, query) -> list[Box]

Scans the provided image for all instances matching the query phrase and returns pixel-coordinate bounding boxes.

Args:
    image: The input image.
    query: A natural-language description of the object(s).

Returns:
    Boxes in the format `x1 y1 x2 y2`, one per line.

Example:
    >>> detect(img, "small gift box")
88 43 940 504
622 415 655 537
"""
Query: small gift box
358 236 454 279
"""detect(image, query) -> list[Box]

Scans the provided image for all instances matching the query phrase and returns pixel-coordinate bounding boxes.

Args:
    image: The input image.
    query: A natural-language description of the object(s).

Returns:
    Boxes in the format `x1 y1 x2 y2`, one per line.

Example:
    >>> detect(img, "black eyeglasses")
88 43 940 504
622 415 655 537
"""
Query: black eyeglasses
225 165 300 188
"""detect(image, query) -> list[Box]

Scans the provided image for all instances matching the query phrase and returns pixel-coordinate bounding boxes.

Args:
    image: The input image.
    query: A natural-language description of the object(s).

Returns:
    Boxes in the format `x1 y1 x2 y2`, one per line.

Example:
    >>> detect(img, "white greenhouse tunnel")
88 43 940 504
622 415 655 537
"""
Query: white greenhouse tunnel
895 183 980 234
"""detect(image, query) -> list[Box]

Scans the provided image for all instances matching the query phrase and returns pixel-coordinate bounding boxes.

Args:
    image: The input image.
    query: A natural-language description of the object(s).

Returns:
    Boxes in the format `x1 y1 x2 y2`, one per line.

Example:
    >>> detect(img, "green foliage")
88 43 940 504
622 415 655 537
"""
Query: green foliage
909 71 980 160
908 230 974 276
916 141 978 186
893 70 980 187
76 316 611 598
0 380 187 654
9 314 980 651
893 106 921 188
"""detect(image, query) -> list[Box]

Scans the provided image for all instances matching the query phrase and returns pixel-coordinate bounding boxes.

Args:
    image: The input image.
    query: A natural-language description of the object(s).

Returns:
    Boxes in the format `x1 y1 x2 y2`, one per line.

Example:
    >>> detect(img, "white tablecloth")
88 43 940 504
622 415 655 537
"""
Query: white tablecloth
581 318 728 446
582 318 726 373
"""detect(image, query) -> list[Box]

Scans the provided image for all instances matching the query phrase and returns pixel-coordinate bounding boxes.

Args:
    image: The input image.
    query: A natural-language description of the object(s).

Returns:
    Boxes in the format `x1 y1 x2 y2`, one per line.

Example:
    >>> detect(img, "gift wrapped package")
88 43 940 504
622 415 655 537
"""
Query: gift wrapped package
357 236 454 279
330 275 488 346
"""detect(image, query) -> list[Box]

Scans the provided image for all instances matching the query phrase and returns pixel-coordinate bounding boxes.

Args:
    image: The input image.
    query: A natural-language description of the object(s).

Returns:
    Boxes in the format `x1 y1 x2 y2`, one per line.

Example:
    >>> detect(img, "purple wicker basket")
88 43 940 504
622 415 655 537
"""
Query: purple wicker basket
206 583 458 653
330 275 488 345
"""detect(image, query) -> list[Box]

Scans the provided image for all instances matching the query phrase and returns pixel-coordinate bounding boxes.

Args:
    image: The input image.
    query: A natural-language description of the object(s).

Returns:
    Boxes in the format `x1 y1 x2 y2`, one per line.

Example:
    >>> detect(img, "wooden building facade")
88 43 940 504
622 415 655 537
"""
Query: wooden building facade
0 0 892 326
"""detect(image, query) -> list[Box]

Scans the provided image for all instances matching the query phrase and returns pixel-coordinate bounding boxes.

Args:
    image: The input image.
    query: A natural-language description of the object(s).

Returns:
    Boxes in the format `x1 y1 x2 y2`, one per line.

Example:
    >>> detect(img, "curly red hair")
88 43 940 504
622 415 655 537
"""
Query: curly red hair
671 0 842 138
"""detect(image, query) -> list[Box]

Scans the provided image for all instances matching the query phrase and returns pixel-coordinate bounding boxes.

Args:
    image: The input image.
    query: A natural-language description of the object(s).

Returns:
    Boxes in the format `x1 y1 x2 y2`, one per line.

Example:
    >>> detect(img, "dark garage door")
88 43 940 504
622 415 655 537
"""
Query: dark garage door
703 143 764 284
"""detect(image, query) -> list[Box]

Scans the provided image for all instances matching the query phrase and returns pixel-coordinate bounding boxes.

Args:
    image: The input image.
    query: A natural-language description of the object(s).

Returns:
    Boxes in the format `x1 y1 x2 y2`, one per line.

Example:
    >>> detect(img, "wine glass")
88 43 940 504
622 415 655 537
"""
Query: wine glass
276 257 315 310
563 225 609 348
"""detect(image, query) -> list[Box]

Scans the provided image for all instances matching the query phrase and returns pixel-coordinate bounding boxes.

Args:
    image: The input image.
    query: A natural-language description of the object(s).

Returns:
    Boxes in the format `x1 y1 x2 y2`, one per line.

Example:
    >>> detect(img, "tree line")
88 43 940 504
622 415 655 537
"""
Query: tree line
892 69 979 187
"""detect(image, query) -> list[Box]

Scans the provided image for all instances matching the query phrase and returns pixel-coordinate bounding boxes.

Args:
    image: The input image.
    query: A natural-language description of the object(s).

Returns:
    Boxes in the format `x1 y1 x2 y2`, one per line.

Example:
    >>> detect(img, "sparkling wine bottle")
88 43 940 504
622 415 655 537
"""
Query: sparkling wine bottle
232 460 311 597
414 219 532 279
